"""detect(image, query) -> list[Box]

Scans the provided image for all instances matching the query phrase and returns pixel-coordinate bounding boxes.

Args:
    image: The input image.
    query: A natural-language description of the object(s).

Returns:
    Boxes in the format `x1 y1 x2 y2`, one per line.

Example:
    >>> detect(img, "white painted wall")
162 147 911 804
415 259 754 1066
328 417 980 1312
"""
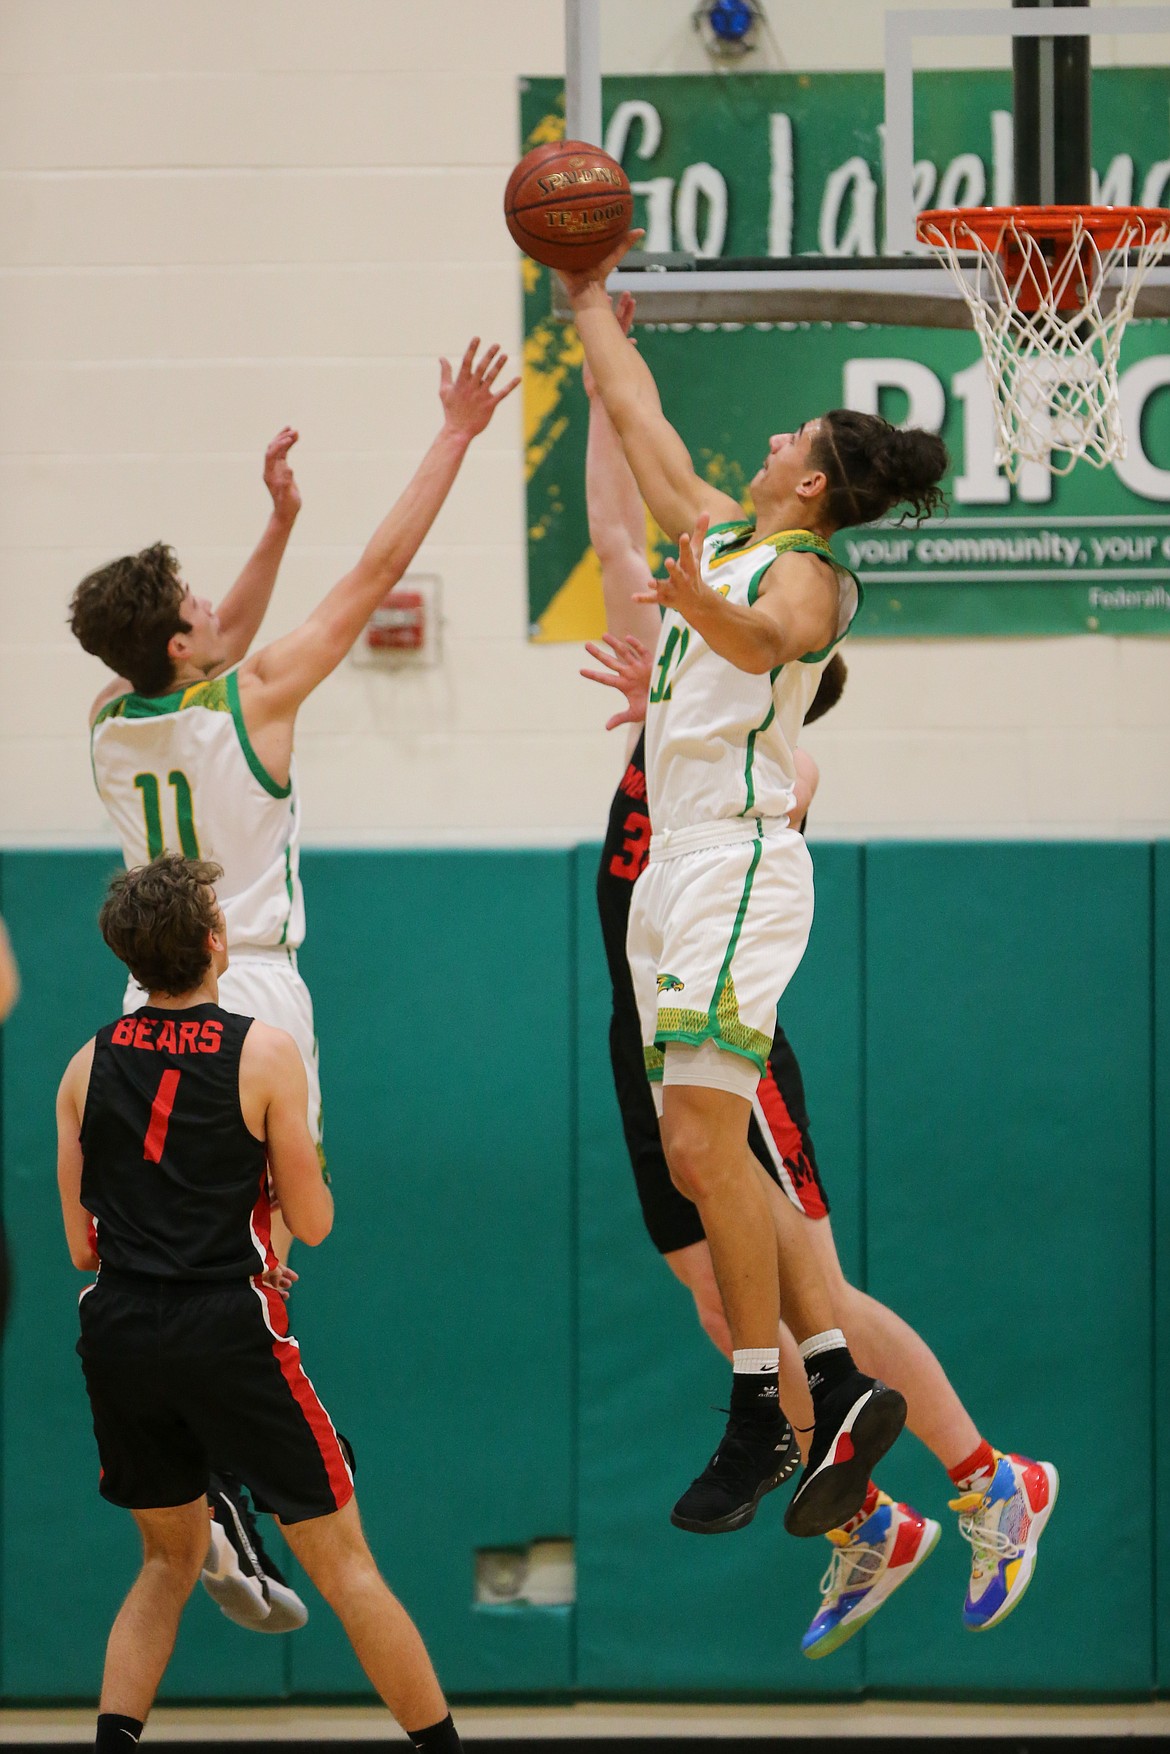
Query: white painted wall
2 0 1167 845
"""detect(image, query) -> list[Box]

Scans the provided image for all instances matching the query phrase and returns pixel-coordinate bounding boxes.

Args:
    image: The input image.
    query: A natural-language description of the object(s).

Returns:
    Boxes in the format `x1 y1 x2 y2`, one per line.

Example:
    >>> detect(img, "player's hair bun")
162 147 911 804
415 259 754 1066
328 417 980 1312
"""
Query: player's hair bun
811 410 948 529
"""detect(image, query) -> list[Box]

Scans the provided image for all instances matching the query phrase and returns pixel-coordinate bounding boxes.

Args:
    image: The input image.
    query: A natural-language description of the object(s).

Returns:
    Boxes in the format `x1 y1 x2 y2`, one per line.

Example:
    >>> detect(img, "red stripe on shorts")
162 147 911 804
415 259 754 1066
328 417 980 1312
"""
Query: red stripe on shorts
258 1282 354 1510
755 1066 828 1219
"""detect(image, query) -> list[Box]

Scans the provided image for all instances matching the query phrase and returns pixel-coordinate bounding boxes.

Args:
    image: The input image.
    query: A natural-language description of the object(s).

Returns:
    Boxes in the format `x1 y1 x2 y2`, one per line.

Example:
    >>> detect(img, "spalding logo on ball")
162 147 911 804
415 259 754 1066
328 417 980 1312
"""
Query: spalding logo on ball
504 141 633 272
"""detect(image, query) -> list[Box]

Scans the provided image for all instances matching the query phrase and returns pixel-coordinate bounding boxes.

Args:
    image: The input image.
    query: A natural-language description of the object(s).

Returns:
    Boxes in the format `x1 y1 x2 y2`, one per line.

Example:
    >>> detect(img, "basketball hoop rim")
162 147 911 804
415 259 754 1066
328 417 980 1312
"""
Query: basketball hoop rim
917 204 1170 253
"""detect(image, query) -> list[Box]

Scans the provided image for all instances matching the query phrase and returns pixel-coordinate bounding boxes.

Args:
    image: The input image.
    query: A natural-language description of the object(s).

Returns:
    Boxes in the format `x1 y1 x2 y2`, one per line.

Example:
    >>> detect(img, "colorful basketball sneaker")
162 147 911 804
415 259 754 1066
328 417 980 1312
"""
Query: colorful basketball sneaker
801 1491 941 1660
948 1451 1059 1631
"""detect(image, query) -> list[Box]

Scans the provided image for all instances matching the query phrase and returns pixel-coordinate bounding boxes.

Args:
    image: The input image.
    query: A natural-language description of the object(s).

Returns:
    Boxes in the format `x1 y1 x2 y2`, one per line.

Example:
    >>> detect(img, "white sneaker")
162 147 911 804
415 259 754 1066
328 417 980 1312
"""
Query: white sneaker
201 1480 309 1635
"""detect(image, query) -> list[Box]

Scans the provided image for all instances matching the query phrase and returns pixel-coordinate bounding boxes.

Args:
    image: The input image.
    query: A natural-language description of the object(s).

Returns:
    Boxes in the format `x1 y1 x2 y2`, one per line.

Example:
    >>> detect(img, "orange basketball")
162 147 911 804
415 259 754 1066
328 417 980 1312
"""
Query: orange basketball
504 141 633 273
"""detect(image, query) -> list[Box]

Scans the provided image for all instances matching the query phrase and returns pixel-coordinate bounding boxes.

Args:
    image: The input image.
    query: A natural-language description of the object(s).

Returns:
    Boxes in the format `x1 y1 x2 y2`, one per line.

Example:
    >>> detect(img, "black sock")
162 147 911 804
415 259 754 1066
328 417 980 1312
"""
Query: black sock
95 1714 143 1753
804 1342 857 1407
407 1713 462 1754
729 1369 782 1425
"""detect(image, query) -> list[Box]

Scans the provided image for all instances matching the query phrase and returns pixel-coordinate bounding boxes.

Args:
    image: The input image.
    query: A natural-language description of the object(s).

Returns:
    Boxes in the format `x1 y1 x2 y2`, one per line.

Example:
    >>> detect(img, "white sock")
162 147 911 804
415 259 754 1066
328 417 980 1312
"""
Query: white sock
798 1328 848 1361
733 1347 780 1374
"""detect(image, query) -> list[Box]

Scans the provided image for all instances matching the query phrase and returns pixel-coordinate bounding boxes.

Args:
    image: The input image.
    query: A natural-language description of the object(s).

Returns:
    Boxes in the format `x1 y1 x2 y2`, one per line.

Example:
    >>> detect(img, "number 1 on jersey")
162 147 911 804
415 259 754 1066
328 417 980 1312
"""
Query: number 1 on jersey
144 1067 181 1163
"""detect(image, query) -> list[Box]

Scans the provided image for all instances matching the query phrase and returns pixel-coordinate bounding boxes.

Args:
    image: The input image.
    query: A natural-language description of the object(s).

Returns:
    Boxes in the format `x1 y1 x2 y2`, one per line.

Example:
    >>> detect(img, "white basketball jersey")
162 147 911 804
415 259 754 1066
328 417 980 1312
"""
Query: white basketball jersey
644 522 861 834
91 668 305 953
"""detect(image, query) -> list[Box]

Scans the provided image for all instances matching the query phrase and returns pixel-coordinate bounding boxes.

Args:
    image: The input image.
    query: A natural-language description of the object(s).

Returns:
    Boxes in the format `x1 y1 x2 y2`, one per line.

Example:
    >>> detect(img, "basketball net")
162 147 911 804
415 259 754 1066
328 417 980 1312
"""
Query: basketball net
918 207 1170 482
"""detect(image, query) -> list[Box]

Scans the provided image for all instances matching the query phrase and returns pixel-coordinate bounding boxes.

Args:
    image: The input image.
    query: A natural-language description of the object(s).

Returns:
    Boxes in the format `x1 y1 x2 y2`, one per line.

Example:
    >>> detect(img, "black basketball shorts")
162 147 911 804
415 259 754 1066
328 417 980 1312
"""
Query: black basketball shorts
77 1272 355 1523
614 1015 829 1256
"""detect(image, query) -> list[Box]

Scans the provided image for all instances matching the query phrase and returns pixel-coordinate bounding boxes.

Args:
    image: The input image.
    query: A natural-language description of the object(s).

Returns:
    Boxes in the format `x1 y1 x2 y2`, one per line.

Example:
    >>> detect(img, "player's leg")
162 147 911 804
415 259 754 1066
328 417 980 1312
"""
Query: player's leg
98 1500 208 1731
658 1058 799 1532
280 1498 459 1746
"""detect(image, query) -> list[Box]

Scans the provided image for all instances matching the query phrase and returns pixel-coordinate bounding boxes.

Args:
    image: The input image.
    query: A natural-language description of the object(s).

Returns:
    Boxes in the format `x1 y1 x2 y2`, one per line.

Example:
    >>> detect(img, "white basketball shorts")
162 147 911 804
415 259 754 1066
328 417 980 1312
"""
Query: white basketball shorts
627 816 814 1106
124 948 325 1168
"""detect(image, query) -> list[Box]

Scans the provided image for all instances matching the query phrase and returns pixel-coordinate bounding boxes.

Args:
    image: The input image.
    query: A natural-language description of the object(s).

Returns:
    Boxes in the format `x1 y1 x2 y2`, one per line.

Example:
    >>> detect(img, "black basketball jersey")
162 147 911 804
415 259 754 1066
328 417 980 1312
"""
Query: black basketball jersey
79 1003 272 1281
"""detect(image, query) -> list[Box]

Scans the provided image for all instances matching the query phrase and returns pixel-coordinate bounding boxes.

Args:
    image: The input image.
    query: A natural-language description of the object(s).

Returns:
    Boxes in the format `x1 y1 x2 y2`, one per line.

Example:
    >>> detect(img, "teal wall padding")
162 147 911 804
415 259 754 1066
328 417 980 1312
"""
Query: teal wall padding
862 843 1154 1694
0 842 1164 1703
0 850 288 1703
574 842 867 1695
288 851 576 1697
1155 844 1169 1694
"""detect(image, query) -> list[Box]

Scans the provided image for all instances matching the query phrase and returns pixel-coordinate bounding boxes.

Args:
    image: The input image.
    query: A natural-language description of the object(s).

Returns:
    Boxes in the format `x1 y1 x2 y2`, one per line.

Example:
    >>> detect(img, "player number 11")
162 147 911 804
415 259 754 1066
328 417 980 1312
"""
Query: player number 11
134 770 201 860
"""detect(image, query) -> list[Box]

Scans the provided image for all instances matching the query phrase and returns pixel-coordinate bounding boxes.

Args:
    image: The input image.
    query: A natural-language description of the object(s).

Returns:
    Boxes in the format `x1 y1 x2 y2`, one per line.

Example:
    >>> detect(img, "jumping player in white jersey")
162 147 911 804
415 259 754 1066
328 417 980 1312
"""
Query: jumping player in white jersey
69 339 518 1629
562 236 950 1541
582 299 1059 1653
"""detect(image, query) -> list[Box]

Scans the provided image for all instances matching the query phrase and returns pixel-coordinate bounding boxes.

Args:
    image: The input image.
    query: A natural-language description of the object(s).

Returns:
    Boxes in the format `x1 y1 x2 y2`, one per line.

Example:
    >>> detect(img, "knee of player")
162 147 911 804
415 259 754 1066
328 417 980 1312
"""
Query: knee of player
663 1127 727 1203
141 1523 209 1590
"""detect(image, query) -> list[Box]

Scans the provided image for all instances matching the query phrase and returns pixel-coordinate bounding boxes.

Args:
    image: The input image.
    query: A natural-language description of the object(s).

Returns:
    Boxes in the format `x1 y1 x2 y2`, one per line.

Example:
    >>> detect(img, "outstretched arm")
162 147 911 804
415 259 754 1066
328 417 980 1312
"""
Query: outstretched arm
243 341 518 719
585 294 660 650
560 237 741 542
216 427 302 665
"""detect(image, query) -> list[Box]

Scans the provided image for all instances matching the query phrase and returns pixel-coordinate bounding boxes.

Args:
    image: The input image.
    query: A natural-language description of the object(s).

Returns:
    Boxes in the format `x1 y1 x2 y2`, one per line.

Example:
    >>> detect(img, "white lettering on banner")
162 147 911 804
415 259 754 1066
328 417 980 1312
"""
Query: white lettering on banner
768 114 794 256
1141 159 1170 207
1093 154 1135 205
840 355 1170 509
605 101 674 252
676 162 728 258
820 158 877 256
937 152 986 210
1115 359 1170 501
843 357 946 434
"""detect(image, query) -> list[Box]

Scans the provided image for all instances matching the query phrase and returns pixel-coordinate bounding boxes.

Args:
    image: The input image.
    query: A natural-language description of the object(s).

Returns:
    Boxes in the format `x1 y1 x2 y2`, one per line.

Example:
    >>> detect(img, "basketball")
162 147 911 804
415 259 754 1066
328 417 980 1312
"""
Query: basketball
504 140 633 272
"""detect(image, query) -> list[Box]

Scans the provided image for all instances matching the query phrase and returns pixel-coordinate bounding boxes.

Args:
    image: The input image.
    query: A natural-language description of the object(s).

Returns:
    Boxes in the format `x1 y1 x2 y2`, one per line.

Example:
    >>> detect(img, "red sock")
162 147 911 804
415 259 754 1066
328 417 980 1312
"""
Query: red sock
837 1479 881 1536
948 1439 996 1488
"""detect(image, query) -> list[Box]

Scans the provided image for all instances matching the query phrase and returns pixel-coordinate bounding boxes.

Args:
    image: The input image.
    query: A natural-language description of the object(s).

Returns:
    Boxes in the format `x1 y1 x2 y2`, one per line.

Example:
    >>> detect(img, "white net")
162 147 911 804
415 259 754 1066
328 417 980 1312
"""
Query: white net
919 209 1170 482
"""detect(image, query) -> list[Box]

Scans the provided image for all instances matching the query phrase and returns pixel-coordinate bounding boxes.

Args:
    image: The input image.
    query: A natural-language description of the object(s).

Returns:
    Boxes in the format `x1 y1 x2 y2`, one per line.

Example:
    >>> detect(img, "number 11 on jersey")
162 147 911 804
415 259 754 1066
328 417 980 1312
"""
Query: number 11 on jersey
134 770 201 859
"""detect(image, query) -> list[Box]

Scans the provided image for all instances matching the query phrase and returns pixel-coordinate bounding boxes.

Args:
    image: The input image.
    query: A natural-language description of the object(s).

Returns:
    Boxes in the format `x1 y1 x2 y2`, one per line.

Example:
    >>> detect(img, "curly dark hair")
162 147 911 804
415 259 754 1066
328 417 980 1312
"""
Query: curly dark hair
804 652 847 725
811 410 949 530
69 542 189 697
100 855 225 996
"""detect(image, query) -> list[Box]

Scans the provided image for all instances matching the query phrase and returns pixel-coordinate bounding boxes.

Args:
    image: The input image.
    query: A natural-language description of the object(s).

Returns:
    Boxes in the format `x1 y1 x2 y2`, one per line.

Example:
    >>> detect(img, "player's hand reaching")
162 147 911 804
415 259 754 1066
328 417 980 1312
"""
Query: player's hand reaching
440 339 521 439
583 293 637 399
580 631 653 731
557 229 645 304
635 513 711 623
260 1263 299 1302
264 427 302 525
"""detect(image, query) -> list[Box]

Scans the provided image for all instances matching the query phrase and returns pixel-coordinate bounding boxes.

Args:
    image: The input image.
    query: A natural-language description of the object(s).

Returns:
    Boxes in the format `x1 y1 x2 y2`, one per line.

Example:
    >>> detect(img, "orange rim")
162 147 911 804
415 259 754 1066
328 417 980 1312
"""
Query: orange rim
917 204 1170 251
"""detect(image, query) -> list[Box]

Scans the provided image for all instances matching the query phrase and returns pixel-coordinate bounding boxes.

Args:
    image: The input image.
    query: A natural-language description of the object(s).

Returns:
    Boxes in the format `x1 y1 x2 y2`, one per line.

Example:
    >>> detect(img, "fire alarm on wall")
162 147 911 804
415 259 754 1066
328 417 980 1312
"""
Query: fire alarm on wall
355 574 441 668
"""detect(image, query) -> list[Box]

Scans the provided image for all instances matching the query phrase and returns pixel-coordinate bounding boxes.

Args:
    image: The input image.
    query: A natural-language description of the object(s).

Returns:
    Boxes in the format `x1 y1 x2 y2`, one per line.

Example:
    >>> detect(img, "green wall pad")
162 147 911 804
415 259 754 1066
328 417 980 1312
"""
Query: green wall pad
573 844 867 1694
0 850 287 1701
1155 844 1170 1694
863 843 1153 1694
287 851 575 1697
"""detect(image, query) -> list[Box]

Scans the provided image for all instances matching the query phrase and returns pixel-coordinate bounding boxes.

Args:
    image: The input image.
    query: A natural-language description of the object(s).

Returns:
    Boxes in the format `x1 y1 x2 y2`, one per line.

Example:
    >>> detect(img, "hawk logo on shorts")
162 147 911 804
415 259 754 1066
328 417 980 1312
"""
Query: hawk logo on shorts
656 973 685 994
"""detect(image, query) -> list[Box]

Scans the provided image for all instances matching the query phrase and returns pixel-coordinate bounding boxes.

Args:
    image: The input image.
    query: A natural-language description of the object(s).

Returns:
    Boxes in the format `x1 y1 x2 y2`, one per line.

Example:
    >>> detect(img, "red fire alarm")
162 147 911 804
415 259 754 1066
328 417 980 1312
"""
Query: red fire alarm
365 587 426 652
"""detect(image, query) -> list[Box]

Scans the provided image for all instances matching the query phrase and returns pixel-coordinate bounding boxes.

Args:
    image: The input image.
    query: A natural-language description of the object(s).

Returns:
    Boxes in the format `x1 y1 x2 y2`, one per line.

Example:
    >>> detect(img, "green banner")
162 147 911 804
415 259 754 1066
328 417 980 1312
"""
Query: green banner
521 70 1170 640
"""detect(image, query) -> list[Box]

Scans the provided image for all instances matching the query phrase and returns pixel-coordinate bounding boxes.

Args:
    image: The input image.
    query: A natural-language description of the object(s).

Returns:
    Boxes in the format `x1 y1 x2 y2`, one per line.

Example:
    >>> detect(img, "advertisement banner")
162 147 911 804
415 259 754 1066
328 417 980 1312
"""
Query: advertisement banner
521 70 1170 640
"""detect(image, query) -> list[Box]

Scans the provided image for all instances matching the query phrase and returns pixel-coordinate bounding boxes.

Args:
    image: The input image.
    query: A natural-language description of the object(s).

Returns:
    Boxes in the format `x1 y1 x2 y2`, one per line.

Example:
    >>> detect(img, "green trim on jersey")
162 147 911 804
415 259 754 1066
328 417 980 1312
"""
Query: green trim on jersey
708 518 754 547
226 669 292 800
643 1044 666 1081
799 572 867 664
93 675 231 726
741 703 776 817
654 834 773 1075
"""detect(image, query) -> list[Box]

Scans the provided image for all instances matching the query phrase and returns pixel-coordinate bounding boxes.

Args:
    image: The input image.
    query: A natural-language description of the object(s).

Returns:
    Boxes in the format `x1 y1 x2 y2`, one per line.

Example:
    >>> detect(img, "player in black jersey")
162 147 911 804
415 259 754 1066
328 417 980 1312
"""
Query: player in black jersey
56 857 466 1754
580 309 1057 1654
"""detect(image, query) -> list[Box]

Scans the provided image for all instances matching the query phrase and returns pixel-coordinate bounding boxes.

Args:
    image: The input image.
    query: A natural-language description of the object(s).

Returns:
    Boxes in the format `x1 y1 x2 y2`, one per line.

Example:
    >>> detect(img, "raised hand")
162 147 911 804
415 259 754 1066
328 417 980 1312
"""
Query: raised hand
264 426 301 525
580 631 654 731
557 228 645 304
439 339 521 438
634 513 711 620
583 291 637 399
